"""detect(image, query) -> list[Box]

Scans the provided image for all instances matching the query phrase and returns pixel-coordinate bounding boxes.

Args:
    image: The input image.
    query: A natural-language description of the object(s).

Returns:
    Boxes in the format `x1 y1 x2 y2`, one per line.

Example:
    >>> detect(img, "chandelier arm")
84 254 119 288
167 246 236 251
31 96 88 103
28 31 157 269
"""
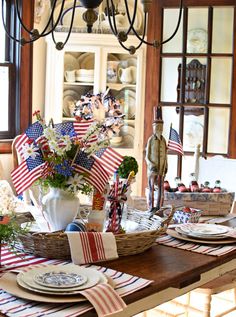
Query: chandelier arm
105 0 116 35
118 13 147 52
109 0 119 35
123 0 138 36
51 0 77 48
159 0 183 45
36 0 66 37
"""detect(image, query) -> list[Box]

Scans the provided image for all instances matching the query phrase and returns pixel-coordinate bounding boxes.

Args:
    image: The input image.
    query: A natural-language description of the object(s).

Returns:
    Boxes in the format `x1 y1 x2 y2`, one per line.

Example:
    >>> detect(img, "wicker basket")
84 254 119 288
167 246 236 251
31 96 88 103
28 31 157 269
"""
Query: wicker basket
18 207 174 260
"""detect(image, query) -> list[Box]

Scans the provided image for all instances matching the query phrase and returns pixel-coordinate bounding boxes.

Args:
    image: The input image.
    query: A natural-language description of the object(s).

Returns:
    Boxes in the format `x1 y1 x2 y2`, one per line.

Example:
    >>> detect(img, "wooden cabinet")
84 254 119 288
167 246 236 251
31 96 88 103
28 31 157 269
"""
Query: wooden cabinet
45 33 146 195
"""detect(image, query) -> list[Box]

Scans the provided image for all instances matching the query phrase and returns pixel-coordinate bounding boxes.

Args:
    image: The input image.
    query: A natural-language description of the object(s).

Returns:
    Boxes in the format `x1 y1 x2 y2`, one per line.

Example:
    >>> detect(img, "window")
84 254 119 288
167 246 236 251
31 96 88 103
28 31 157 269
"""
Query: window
0 0 16 140
144 0 236 190
0 0 34 153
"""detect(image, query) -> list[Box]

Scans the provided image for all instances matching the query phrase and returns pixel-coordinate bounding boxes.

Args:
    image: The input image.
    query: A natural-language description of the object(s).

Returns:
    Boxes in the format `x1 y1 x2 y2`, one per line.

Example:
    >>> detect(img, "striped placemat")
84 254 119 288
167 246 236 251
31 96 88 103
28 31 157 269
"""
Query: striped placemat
157 234 236 256
0 246 153 317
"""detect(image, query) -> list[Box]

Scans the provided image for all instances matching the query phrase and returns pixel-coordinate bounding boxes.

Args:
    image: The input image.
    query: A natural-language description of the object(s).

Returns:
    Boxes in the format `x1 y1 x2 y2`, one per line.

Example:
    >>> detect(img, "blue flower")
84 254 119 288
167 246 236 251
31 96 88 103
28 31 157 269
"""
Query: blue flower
54 160 73 177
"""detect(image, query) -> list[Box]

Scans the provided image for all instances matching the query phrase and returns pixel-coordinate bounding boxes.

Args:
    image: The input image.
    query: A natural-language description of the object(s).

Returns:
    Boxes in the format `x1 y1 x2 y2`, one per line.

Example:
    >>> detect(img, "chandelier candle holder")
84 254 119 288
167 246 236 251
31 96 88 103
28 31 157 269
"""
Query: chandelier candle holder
1 0 183 53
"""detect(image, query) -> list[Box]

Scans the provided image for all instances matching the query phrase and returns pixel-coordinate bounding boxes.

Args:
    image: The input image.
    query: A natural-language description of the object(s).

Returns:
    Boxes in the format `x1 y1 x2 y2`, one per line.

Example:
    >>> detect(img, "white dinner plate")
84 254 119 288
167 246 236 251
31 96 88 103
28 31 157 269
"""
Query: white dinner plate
61 5 87 28
63 95 76 117
17 265 106 294
175 226 229 240
64 89 80 99
64 53 80 71
179 223 230 236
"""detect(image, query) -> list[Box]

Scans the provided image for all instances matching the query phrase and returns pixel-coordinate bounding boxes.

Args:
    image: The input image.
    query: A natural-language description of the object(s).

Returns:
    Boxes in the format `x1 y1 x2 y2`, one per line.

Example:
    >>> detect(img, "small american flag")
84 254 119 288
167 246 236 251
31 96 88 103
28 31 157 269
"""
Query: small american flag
11 155 48 194
15 122 44 158
55 120 97 144
73 151 110 193
93 147 123 176
167 127 184 155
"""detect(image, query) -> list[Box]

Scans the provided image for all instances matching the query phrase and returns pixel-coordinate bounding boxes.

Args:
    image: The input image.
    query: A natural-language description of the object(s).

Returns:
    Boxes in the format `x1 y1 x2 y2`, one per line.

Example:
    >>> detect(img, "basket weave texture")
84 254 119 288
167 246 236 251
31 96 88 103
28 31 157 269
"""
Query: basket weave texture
18 208 174 260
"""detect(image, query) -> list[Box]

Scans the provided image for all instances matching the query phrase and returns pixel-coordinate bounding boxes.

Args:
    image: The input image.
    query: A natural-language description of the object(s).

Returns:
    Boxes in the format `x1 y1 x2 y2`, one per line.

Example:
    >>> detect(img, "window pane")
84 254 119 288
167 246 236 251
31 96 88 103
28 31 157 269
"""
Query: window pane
212 7 234 54
0 66 9 131
0 1 6 62
210 58 232 104
162 106 180 140
183 110 204 152
166 155 178 187
162 9 183 53
208 107 230 154
181 155 196 186
187 8 208 54
161 58 181 102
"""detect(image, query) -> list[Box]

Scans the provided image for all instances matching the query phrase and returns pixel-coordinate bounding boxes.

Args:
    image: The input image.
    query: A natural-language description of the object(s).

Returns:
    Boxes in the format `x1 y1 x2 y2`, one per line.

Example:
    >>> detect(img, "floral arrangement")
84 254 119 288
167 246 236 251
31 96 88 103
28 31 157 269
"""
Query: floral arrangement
117 156 138 179
12 92 125 197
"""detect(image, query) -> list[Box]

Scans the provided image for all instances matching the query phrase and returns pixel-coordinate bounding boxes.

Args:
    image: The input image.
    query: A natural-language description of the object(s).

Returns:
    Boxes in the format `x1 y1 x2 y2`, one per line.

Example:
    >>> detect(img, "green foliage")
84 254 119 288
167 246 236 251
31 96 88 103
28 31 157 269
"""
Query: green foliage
117 156 138 179
0 214 29 245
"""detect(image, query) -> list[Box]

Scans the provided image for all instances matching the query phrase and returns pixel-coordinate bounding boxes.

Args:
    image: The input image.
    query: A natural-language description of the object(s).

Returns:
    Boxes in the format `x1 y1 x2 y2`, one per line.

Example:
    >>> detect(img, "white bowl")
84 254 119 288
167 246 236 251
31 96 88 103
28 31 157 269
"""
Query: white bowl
76 69 94 76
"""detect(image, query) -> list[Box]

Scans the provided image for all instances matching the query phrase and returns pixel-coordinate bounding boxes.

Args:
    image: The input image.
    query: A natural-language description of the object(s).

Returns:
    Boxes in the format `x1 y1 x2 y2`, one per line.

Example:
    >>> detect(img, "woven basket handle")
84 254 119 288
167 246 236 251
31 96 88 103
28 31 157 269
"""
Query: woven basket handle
160 205 176 228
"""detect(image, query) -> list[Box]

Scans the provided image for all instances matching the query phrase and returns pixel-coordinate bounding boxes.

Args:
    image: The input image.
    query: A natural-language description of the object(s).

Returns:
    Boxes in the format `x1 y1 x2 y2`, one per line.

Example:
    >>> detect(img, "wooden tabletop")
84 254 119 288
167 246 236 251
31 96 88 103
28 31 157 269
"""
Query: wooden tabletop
1 217 236 316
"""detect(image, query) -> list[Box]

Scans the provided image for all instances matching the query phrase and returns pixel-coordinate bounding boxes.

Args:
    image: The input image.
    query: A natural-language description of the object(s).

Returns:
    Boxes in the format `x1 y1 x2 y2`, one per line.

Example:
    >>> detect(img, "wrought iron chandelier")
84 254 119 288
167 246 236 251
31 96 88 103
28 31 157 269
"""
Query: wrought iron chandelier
2 0 183 54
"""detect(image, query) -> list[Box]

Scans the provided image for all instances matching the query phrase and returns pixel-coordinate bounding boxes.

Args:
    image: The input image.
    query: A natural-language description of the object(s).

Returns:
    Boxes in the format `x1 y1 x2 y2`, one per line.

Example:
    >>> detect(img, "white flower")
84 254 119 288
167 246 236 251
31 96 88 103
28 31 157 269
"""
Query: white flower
43 127 57 140
60 135 72 151
66 174 84 193
22 143 39 160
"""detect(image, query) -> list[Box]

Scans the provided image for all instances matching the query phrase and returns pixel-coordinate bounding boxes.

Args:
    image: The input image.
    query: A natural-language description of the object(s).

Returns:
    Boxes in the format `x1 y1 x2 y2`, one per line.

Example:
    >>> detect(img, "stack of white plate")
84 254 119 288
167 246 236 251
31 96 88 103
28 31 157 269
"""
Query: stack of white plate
175 223 231 240
16 264 108 296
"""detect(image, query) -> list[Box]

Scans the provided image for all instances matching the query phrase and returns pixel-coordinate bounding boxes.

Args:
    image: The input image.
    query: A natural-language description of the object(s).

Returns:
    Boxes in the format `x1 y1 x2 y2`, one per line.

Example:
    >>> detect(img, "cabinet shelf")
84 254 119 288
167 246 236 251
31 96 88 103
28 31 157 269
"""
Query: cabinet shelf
107 83 136 90
64 82 94 86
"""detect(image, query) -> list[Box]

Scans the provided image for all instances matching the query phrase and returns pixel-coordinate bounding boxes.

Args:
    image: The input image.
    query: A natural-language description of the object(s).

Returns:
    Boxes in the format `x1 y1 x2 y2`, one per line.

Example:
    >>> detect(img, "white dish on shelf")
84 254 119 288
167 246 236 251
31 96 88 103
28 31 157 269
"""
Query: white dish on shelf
61 5 87 27
187 28 208 53
64 53 80 71
102 2 142 31
107 54 120 62
63 89 80 99
77 52 95 69
63 95 76 117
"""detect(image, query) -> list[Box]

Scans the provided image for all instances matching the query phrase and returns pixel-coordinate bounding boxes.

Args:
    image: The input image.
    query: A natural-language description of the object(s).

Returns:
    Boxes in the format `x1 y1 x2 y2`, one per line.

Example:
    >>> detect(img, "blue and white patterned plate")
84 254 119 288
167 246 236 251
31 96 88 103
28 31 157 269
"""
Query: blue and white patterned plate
34 271 87 288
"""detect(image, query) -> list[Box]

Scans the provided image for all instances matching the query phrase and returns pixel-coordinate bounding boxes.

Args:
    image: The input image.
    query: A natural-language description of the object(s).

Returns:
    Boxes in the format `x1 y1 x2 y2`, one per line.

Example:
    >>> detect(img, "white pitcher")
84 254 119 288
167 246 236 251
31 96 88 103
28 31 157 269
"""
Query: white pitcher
118 66 136 84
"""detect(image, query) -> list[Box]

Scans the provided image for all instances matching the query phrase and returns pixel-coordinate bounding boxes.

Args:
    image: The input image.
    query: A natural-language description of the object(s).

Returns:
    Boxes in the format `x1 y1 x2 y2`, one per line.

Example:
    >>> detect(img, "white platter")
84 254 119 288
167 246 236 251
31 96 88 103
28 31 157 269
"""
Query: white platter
179 223 229 236
64 53 80 71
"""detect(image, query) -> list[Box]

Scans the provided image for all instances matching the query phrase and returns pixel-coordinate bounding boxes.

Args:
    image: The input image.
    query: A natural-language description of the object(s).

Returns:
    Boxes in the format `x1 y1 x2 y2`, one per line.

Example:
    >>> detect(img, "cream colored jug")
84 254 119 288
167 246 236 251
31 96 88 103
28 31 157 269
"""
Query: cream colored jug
118 66 136 84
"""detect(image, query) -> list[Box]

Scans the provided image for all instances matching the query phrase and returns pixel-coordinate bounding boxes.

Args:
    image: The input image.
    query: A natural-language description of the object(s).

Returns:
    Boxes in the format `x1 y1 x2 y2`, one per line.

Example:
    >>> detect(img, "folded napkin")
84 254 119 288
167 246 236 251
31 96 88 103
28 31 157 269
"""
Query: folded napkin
80 283 126 317
67 232 119 264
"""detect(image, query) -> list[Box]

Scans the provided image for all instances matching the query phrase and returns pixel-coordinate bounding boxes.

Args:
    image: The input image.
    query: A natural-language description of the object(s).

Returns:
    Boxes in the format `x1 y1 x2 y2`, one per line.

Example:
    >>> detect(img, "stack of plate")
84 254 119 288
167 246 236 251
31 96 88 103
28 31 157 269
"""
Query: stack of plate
16 264 108 296
175 223 231 241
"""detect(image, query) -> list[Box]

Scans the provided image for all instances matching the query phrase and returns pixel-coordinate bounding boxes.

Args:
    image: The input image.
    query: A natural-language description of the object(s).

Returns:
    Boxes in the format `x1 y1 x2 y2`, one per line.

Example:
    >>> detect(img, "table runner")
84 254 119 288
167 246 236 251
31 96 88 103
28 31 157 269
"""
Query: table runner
157 234 236 256
0 246 152 317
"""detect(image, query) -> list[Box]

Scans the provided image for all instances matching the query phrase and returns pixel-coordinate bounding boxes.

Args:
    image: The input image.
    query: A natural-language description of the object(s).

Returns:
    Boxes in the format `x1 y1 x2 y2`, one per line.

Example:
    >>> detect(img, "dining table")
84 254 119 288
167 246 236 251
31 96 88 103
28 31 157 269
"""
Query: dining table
1 217 236 317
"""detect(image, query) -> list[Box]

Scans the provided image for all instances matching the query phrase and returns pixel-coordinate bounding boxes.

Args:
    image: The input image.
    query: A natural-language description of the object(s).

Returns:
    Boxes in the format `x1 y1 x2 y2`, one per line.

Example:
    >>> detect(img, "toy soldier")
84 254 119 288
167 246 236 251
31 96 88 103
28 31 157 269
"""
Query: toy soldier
145 107 168 215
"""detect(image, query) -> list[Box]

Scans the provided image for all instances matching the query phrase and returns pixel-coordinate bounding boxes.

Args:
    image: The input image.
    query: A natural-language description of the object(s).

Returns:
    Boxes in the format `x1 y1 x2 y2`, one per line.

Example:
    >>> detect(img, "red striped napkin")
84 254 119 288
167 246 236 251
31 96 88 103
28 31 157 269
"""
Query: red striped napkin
67 232 119 264
80 283 127 317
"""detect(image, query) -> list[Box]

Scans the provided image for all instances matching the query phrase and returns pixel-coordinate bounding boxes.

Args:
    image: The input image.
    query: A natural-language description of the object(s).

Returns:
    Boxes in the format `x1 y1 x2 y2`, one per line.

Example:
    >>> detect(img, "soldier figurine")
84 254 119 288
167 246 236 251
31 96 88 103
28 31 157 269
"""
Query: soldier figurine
145 106 168 216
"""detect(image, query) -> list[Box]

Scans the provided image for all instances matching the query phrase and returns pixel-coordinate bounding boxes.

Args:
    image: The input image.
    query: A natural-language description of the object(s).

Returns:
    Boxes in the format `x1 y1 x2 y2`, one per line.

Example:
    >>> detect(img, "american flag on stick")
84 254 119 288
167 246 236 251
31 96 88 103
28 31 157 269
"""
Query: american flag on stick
167 126 184 156
93 147 123 176
11 155 48 194
73 151 110 193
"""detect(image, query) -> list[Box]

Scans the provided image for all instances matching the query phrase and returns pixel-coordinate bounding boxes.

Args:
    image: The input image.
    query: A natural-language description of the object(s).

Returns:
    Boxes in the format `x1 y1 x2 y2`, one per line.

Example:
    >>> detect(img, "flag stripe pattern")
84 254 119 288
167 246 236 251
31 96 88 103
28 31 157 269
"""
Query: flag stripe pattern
11 156 48 194
73 152 110 193
93 147 123 176
167 127 184 155
0 246 153 317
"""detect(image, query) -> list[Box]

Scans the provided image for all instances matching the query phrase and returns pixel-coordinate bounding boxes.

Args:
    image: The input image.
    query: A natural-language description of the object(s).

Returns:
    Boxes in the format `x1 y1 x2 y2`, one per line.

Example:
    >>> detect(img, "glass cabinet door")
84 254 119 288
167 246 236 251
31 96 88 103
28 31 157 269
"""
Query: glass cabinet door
63 51 96 120
105 52 138 149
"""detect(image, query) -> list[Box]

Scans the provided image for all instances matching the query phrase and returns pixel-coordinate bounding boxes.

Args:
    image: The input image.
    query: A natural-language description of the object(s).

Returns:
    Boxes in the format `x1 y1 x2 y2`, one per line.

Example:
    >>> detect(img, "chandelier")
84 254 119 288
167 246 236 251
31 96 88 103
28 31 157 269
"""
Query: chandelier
2 0 183 54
